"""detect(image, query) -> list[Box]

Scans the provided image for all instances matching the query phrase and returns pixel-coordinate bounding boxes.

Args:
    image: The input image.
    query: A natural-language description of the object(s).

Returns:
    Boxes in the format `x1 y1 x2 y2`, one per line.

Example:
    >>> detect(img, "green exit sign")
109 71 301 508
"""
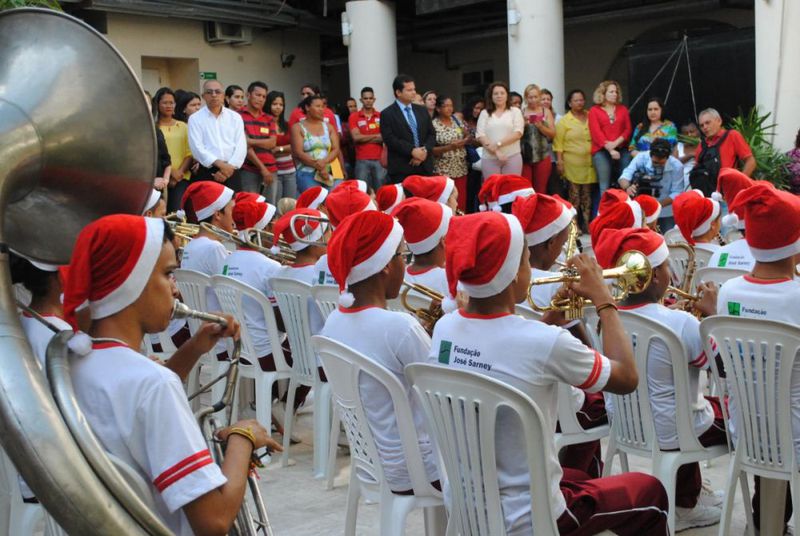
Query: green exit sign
200 71 217 80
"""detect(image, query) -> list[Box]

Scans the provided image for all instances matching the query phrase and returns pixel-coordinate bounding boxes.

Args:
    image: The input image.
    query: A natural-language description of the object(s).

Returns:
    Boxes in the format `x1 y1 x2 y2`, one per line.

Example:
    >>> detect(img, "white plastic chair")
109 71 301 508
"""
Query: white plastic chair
406 362 563 536
664 227 685 245
582 306 603 352
699 317 800 536
667 244 692 290
554 383 610 455
693 247 713 270
0 448 43 536
270 277 332 478
211 275 293 432
603 310 729 534
514 303 542 321
693 266 747 288
310 284 340 321
313 336 446 536
141 329 177 363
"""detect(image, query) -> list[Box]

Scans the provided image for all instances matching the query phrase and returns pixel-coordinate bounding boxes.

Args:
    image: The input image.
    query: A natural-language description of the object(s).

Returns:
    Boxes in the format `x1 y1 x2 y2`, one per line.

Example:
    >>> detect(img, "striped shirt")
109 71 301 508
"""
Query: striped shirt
239 108 277 173
275 131 296 175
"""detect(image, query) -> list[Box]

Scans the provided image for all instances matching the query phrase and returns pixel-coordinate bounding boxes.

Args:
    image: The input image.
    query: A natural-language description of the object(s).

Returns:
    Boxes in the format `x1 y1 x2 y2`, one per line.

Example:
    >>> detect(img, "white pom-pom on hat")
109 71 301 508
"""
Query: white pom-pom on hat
711 191 723 202
67 332 93 356
270 245 282 255
721 213 739 227
441 294 458 313
175 209 186 220
338 291 355 307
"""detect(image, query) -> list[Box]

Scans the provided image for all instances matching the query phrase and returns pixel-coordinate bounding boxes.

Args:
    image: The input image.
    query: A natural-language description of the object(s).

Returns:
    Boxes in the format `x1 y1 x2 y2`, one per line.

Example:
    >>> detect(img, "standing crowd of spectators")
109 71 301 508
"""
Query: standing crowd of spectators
151 74 781 232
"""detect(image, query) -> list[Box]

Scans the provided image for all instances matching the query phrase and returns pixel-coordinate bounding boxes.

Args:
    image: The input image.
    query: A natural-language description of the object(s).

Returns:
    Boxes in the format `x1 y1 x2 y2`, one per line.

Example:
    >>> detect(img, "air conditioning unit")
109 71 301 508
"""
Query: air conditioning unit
204 22 252 46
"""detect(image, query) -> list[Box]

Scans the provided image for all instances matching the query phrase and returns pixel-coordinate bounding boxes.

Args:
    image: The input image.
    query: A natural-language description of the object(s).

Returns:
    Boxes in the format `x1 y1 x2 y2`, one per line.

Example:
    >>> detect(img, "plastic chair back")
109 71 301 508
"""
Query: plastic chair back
693 267 748 288
270 277 318 385
173 269 212 335
406 363 560 536
667 244 691 289
693 247 713 270
664 227 684 245
312 336 440 498
310 284 340 321
700 317 800 478
582 306 602 352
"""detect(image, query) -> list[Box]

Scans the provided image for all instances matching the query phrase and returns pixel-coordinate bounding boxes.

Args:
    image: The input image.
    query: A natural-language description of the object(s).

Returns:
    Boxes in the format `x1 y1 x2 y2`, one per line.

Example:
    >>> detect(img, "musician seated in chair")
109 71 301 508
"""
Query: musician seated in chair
512 193 607 478
143 189 167 219
430 211 669 536
321 210 440 494
62 214 281 536
595 227 725 532
402 174 459 215
295 185 328 214
707 168 757 271
391 197 451 297
673 190 722 254
480 173 535 214
180 181 235 274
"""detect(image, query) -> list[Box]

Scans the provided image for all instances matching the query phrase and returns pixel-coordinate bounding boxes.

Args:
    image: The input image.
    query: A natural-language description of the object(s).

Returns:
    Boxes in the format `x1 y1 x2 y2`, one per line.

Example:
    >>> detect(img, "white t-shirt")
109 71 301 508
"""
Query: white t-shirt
181 236 230 354
71 342 227 535
273 264 324 336
321 306 439 490
618 303 713 450
707 238 754 271
19 311 72 368
222 249 283 357
312 254 336 286
428 311 611 534
717 275 800 462
695 242 720 254
405 265 448 297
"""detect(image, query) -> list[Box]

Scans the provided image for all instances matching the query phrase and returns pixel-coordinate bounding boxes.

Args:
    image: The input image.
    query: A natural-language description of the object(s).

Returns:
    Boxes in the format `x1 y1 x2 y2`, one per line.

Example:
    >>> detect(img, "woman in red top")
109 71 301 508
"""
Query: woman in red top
588 80 632 217
267 91 298 200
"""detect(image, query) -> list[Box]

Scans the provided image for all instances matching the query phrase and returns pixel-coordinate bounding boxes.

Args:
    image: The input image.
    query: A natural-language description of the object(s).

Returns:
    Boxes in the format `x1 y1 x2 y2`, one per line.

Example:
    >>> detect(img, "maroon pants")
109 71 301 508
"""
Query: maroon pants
560 391 608 478
557 468 669 536
674 396 728 508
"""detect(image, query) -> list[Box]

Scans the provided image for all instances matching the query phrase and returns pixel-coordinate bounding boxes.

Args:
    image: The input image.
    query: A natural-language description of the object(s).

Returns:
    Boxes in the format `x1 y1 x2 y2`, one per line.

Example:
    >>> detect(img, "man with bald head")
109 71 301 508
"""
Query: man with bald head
188 79 248 191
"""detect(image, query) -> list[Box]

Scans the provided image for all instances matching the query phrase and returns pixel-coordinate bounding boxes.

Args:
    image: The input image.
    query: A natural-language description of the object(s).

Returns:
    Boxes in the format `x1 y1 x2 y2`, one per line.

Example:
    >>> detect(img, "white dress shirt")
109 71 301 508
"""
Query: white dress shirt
188 106 247 169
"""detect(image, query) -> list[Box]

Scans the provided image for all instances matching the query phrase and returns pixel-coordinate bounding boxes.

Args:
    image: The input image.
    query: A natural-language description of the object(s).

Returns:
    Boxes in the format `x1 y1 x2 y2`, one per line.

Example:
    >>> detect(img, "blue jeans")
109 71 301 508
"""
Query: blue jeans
274 172 297 201
239 169 263 193
296 169 342 194
354 159 387 191
591 149 631 217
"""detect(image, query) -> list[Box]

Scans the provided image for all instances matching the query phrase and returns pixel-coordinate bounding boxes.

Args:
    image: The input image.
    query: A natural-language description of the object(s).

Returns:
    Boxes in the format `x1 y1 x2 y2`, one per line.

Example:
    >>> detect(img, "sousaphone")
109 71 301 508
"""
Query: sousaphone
0 7 168 534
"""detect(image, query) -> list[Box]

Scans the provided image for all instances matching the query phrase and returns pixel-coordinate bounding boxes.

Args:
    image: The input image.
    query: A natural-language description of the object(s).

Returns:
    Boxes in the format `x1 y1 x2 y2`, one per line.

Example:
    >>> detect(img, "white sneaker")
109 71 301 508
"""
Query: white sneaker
698 480 724 508
675 503 722 532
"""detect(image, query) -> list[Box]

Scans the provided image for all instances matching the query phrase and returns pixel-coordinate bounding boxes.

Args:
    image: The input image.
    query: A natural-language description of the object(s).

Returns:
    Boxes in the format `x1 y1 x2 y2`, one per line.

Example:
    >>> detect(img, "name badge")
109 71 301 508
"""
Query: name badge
260 127 269 134
368 123 377 130
357 120 367 127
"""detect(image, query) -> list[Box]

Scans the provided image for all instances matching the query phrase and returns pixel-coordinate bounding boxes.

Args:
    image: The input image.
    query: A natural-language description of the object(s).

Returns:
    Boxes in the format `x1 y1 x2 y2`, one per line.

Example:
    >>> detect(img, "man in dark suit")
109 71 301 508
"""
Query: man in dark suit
380 74 436 184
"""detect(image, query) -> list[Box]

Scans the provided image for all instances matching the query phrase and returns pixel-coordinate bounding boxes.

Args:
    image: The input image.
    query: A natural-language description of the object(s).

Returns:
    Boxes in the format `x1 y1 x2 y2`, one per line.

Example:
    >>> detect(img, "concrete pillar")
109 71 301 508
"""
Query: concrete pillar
507 0 565 111
755 0 800 151
344 1 397 111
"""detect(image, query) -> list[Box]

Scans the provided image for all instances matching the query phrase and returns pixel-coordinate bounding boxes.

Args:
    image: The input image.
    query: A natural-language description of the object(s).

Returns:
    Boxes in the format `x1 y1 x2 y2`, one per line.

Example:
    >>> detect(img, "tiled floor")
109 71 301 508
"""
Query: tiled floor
254 411 764 536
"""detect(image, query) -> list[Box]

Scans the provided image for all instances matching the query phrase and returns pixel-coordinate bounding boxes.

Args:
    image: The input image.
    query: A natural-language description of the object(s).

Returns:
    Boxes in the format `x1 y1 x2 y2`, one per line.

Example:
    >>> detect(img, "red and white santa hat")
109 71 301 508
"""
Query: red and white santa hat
271 208 328 252
594 227 669 270
403 175 455 205
589 198 644 245
63 215 165 329
143 189 162 214
391 198 452 255
234 191 266 205
511 193 573 246
327 210 404 306
714 168 756 227
325 184 376 228
673 189 720 245
597 189 640 217
296 186 329 210
477 175 502 211
635 194 662 224
443 212 524 311
334 179 369 194
233 200 277 240
376 184 405 214
730 182 800 262
492 174 535 209
181 181 234 223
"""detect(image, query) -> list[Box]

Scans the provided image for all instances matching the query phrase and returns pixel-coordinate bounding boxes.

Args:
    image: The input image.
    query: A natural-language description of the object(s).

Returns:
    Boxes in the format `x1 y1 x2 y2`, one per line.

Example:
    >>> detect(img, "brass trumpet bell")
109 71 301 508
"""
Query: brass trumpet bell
399 282 444 334
288 213 330 247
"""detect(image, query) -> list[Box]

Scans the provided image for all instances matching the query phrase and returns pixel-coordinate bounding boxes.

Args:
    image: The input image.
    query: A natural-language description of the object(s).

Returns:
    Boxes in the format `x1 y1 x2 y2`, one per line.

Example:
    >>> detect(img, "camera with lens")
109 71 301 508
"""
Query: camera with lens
631 170 662 198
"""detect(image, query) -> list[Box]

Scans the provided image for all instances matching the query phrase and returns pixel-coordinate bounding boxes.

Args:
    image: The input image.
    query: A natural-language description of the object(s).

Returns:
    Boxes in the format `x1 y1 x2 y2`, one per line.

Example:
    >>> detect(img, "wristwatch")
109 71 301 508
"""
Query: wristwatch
279 146 284 153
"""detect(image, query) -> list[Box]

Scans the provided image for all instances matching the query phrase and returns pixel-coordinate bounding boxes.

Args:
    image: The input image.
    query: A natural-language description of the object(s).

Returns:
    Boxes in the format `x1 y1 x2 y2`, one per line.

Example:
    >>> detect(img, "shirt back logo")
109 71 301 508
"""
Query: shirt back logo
438 340 452 364
318 271 325 284
717 253 729 267
728 301 741 316
222 265 229 275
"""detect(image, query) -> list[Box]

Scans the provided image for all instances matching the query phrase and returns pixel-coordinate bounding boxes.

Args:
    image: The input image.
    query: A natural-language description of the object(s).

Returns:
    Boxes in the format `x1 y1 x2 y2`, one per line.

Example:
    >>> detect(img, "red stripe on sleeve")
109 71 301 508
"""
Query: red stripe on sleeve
690 352 708 368
153 450 213 491
576 351 603 390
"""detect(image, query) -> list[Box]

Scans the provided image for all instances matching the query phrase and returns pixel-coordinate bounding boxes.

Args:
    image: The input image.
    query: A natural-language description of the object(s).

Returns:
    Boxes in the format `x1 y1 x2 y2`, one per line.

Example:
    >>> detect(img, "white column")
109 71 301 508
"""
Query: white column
755 0 800 151
344 0 397 111
507 0 565 111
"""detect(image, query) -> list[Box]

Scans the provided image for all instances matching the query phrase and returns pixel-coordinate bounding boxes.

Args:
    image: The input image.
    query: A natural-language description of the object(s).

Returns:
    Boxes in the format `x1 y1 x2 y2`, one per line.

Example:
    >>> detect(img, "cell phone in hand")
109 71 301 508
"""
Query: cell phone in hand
529 113 543 124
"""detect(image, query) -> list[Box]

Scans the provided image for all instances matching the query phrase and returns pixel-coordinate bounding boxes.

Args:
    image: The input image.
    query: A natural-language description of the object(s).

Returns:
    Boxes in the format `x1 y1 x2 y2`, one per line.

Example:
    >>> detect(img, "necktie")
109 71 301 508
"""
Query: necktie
404 105 420 147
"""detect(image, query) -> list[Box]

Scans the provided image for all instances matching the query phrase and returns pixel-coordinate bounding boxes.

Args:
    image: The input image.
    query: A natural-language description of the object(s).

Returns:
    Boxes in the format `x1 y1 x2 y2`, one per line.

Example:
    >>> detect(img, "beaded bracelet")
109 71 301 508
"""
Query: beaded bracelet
595 302 619 315
227 426 256 449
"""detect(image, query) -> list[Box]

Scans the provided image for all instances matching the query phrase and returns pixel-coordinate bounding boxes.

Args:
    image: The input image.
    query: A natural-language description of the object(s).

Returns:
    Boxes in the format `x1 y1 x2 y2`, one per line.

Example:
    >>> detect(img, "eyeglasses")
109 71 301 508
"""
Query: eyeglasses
204 89 223 95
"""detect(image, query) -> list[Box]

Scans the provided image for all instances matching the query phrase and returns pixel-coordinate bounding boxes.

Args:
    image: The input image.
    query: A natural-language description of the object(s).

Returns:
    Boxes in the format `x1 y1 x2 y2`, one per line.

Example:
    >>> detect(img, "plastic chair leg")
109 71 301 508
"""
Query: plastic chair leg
254 374 276 434
281 379 298 468
344 470 360 536
312 382 332 479
325 410 341 490
381 495 415 536
619 452 630 473
423 505 448 536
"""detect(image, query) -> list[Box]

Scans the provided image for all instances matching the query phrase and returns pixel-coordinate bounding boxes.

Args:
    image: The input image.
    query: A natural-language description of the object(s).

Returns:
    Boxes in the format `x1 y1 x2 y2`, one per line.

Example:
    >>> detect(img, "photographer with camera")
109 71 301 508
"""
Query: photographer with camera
617 138 686 231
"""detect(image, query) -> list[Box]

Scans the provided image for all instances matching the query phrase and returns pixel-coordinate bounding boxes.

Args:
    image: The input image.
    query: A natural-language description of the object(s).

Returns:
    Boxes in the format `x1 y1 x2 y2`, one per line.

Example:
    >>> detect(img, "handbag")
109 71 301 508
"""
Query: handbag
453 116 480 165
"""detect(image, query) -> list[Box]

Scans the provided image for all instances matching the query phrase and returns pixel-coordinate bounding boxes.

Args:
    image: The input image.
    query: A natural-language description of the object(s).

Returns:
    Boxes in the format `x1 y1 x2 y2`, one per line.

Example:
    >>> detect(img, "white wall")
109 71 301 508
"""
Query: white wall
105 13 320 97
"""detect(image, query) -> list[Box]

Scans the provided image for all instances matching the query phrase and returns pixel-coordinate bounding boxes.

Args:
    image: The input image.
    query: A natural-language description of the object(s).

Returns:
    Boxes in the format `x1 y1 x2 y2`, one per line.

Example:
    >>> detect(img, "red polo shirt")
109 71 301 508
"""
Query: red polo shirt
239 108 277 173
698 128 752 169
287 106 340 132
348 109 382 161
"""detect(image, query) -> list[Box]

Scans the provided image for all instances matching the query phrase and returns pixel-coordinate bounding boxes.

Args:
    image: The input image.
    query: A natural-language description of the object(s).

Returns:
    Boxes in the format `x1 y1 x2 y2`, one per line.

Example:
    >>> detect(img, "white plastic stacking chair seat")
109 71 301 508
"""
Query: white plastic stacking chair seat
693 266 748 287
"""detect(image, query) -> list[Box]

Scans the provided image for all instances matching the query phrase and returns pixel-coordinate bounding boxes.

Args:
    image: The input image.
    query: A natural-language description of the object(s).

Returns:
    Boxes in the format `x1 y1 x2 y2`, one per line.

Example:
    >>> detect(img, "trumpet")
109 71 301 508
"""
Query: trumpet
288 213 330 247
564 219 580 260
528 250 652 320
399 282 444 334
201 222 293 265
665 285 703 318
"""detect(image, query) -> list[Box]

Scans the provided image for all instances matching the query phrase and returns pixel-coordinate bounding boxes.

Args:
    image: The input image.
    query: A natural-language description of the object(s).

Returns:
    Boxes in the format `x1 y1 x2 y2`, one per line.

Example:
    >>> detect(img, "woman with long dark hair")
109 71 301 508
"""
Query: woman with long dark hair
224 84 245 111
432 95 469 212
267 91 298 199
629 97 677 157
153 87 193 212
174 91 201 123
290 95 342 193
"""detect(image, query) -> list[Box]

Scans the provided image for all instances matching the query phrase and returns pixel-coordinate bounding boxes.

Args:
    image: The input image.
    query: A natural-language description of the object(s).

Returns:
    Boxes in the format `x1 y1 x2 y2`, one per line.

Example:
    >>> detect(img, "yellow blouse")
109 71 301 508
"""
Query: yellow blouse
553 111 596 185
159 120 192 180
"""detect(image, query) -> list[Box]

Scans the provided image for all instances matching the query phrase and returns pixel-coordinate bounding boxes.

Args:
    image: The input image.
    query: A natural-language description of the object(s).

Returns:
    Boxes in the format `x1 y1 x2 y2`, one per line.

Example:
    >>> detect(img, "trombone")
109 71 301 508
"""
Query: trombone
399 282 444 335
240 228 296 264
288 213 330 247
201 223 294 265
528 250 652 320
